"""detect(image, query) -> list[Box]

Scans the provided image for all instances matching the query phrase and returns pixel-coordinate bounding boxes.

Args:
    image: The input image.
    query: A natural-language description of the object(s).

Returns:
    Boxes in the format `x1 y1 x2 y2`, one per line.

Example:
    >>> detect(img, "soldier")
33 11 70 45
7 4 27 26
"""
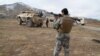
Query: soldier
46 18 49 27
53 8 74 56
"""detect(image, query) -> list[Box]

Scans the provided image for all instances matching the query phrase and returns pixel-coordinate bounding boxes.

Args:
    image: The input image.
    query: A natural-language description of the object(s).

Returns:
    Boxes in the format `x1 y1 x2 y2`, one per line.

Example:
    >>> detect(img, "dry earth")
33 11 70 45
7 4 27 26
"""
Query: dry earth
86 19 100 28
0 19 100 56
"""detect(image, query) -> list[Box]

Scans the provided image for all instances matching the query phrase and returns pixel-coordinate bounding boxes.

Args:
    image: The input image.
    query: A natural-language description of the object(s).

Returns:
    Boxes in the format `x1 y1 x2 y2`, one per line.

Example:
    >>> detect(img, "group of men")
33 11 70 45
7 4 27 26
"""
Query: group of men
53 8 75 56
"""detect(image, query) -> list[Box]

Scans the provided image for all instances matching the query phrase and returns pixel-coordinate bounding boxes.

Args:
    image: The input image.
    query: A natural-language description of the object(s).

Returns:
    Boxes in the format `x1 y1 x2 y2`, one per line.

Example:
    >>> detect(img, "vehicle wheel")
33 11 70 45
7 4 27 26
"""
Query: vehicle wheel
81 24 85 26
37 23 43 27
26 18 33 27
18 18 23 25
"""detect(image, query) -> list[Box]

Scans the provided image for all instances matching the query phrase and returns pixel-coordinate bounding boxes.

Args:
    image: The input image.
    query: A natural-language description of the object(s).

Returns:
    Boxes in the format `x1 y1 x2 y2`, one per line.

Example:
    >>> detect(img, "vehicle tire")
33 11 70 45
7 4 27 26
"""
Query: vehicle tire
18 17 23 25
26 18 33 27
81 24 85 26
37 23 43 27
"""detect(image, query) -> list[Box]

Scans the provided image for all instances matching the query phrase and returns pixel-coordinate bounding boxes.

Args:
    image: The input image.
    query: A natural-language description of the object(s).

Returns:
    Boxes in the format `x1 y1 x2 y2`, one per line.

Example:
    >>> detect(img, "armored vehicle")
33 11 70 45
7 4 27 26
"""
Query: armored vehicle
17 11 43 27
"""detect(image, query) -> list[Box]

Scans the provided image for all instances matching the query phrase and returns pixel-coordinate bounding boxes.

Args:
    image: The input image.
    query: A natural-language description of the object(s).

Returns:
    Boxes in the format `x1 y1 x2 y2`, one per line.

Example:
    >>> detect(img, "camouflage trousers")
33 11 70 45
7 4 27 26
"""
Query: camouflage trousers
53 33 70 56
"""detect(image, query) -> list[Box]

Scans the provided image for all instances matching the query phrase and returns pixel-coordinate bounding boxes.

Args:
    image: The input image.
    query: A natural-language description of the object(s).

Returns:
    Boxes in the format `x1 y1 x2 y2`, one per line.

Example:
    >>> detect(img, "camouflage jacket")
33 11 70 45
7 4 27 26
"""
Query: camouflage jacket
53 17 62 30
53 15 73 33
53 15 70 29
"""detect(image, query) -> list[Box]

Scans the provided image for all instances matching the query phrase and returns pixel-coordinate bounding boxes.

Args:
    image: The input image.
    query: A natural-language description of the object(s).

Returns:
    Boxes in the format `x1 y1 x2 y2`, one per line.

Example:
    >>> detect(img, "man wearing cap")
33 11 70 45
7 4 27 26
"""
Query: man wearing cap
53 8 74 56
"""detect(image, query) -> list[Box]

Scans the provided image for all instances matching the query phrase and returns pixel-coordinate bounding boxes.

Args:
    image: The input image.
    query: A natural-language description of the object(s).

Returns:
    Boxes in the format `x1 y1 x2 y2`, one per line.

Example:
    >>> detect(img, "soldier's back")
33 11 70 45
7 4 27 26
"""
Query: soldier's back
58 16 74 33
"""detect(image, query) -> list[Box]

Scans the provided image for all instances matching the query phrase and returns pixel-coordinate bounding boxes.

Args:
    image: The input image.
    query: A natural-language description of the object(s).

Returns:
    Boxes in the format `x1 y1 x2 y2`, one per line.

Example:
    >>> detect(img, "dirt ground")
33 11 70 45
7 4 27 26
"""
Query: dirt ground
86 19 100 28
0 19 100 56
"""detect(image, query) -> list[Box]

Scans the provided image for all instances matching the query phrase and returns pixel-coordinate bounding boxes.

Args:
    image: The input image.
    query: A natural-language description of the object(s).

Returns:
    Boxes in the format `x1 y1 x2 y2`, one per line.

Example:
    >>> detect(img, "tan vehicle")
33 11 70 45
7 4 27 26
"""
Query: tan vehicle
17 11 43 27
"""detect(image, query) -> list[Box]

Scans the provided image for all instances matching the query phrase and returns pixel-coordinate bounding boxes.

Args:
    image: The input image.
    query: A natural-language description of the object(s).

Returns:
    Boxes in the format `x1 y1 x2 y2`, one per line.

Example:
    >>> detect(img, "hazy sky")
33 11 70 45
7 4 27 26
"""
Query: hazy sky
0 0 100 20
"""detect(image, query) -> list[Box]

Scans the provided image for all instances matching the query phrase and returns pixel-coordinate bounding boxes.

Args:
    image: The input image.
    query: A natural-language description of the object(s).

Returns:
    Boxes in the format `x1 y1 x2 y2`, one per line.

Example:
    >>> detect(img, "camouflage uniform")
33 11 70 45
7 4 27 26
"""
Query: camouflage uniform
53 15 73 56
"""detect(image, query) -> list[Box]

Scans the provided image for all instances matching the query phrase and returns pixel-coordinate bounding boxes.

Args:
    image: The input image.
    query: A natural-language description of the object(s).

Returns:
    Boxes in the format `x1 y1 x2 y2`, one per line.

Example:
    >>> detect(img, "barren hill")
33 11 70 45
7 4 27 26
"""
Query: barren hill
0 2 49 18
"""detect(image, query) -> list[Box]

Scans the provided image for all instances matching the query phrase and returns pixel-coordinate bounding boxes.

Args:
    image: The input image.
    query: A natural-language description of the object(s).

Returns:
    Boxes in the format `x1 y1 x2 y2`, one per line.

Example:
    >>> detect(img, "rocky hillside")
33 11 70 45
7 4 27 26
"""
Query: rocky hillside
0 2 50 19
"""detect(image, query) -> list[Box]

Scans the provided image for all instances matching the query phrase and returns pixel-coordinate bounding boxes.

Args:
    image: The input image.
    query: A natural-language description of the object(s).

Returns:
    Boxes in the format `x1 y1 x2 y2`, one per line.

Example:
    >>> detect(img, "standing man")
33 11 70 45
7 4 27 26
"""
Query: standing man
46 18 49 27
53 8 74 56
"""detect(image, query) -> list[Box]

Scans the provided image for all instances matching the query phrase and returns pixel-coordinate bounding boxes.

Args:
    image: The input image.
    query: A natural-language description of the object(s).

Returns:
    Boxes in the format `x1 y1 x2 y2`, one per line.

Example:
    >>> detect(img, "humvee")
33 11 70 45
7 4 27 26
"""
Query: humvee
17 11 43 27
72 17 85 26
